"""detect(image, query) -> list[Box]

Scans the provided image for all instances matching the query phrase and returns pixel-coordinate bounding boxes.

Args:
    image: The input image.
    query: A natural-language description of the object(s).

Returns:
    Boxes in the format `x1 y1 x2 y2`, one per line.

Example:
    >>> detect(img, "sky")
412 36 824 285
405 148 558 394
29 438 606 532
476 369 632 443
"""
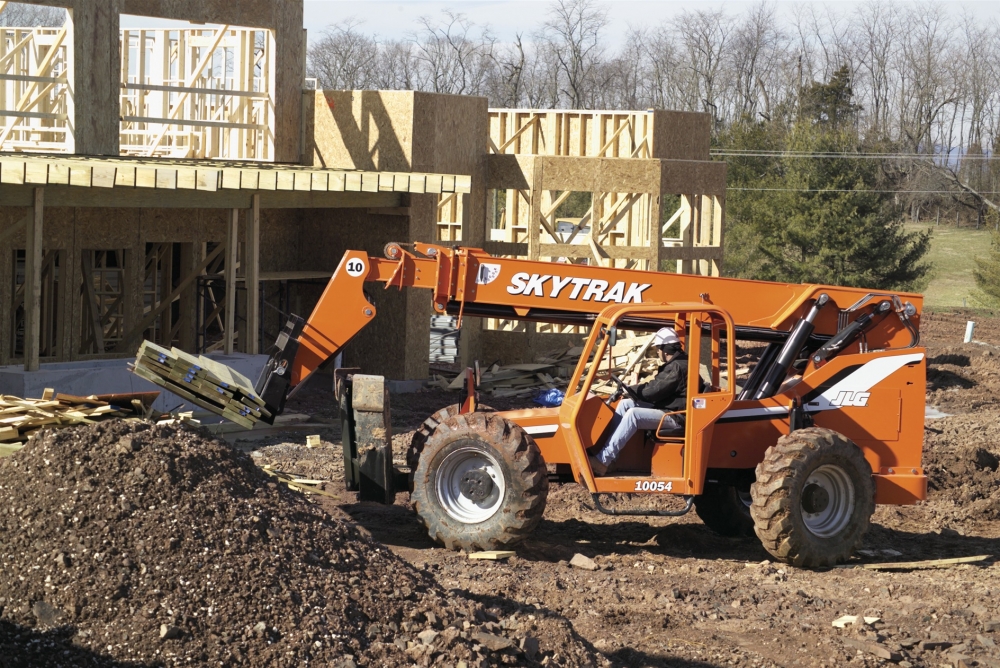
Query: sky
121 0 1000 46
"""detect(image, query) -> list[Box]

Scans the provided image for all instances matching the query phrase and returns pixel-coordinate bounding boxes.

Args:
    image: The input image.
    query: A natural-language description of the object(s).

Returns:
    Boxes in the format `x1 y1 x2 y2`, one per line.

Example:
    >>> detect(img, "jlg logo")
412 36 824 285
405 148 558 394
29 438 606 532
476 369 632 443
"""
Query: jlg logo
830 391 871 407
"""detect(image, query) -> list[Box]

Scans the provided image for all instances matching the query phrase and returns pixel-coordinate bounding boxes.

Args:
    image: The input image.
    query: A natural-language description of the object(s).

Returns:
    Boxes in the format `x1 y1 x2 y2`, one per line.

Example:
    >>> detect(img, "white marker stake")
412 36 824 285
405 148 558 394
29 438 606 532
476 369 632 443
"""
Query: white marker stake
965 321 976 343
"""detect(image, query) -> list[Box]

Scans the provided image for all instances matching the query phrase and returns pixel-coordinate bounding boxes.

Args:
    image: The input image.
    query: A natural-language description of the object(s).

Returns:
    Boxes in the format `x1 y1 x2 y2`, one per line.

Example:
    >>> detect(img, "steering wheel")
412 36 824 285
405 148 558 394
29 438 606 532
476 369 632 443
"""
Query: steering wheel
609 373 642 402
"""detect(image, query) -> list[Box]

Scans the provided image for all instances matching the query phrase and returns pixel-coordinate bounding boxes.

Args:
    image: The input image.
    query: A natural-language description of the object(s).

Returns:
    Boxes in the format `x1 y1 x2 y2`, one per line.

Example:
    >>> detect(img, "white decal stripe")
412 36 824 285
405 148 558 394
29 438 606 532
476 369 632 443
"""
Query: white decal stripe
523 425 558 436
814 352 924 408
722 406 789 419
722 352 924 420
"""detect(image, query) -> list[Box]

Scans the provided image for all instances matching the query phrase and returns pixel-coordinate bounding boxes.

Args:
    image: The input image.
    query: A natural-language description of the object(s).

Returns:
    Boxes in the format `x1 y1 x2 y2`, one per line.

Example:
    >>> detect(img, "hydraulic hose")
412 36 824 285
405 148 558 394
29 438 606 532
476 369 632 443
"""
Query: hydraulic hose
811 300 892 364
752 294 829 400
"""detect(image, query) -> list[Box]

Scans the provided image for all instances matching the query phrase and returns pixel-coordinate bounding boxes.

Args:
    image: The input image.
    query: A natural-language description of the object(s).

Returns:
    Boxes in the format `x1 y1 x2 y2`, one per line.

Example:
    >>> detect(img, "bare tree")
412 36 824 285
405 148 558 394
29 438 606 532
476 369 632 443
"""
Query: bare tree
307 18 379 90
538 0 609 108
411 12 495 95
670 8 733 120
0 2 65 27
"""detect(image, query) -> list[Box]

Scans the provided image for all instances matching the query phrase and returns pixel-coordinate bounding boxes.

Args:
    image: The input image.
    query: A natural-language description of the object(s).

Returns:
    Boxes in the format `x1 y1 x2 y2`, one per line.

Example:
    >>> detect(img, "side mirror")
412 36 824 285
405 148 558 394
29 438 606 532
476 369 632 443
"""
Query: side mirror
608 327 618 348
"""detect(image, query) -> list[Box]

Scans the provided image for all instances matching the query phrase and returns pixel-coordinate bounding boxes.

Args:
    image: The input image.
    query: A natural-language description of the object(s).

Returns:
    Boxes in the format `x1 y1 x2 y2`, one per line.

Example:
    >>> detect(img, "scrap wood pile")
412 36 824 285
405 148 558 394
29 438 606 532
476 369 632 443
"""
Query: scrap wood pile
429 333 660 398
130 341 271 429
0 389 161 452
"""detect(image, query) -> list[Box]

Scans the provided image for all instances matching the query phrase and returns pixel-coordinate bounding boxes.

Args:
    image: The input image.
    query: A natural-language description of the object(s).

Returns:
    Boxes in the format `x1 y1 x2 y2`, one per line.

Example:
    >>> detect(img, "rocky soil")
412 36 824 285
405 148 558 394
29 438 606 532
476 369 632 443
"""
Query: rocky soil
5 308 1000 667
0 421 596 667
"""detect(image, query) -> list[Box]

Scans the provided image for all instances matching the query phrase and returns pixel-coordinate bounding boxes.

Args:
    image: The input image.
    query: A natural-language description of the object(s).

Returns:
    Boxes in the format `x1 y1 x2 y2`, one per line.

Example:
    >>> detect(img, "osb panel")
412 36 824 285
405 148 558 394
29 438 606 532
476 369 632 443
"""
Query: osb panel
29 208 74 252
651 111 712 161
122 0 277 24
537 156 601 192
412 92 488 175
73 208 141 249
69 2 121 156
310 91 415 172
297 208 411 378
271 1 307 163
259 210 303 272
595 158 662 195
660 161 727 197
139 209 221 243
487 155 532 190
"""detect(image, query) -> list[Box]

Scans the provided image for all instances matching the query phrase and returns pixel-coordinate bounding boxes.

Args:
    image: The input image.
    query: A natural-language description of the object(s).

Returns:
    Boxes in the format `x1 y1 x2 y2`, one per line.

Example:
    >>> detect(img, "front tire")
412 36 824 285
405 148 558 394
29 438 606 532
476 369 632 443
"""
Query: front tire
750 428 875 567
411 412 548 551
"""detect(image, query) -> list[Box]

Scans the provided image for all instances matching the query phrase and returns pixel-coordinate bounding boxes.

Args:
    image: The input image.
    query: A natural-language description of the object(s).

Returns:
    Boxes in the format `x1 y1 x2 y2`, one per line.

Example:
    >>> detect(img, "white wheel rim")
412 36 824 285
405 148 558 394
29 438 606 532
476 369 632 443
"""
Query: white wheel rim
435 445 506 524
801 464 855 538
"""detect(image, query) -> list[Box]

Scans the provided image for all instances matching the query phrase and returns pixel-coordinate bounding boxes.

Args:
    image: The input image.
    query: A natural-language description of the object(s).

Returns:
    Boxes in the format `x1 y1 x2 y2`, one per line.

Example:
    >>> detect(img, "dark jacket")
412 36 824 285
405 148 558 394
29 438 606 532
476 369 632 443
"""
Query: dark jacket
631 353 694 415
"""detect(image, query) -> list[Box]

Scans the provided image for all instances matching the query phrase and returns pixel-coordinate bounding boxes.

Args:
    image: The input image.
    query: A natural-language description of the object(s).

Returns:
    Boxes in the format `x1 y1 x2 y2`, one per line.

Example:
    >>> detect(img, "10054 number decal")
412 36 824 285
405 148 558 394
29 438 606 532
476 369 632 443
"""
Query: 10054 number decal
634 480 672 492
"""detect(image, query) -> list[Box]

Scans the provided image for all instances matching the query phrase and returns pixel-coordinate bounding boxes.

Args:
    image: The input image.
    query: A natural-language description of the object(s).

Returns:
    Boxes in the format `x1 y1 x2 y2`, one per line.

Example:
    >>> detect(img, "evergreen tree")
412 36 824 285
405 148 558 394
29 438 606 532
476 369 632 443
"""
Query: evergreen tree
721 68 930 291
973 222 1000 306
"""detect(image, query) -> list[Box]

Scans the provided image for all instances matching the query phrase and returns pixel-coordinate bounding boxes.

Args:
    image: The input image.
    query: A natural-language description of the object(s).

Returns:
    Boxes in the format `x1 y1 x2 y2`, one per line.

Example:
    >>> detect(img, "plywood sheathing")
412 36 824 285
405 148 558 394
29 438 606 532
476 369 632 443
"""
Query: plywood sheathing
306 89 489 376
67 0 123 156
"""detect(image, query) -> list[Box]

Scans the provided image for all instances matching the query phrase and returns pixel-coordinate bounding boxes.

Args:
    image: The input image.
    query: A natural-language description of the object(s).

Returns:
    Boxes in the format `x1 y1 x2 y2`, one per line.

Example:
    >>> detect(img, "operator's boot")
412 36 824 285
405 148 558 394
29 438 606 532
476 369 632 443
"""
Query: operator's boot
588 456 609 477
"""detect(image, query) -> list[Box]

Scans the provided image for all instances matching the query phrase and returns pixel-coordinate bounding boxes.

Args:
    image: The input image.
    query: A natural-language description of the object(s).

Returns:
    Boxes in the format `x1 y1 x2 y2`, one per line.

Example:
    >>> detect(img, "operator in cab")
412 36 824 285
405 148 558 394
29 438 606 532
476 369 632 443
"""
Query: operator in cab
589 328 692 476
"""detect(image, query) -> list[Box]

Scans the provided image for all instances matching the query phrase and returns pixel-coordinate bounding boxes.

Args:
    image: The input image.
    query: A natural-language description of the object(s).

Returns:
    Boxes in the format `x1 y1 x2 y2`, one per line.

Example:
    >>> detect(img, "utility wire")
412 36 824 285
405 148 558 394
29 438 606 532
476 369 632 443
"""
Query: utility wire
712 150 994 160
728 187 1000 194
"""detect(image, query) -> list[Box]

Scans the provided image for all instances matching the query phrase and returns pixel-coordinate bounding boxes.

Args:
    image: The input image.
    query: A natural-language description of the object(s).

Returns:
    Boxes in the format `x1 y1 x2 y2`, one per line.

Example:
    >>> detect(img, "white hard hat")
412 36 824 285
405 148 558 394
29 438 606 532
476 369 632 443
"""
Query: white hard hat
652 327 680 347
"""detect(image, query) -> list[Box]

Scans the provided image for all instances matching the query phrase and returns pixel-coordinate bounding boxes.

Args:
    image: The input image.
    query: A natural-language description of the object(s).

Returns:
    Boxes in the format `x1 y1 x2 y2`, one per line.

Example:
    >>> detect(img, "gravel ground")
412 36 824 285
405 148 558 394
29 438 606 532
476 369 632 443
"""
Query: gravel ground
3 309 1000 667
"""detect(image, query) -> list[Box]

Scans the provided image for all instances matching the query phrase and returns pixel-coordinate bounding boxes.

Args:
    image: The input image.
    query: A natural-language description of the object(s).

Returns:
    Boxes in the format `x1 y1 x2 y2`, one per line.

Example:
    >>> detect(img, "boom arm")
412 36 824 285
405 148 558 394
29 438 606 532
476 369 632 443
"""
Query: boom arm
254 242 921 418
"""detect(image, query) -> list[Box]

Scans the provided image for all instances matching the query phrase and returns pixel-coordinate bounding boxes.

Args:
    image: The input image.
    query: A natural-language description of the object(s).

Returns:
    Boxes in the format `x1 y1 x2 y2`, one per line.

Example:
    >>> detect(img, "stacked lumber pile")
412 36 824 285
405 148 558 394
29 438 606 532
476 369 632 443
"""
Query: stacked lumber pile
130 341 271 429
0 389 160 454
430 315 460 363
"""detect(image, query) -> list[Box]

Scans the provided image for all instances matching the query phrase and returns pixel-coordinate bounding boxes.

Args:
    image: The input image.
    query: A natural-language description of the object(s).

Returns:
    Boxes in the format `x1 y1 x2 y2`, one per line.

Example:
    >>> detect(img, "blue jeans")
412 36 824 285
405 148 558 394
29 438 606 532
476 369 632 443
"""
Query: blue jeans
595 398 680 466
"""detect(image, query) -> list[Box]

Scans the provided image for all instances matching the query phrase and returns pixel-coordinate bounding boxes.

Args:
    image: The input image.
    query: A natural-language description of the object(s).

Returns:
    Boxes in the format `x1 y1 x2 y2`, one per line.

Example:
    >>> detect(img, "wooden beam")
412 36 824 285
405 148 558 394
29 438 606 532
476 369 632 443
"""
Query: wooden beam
245 194 260 354
224 209 239 354
24 188 43 372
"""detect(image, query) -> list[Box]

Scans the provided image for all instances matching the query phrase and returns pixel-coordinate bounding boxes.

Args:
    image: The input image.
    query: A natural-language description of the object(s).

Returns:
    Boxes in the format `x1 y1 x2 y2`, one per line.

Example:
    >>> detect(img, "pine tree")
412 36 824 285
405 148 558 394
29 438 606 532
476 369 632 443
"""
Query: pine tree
721 67 930 291
973 222 1000 306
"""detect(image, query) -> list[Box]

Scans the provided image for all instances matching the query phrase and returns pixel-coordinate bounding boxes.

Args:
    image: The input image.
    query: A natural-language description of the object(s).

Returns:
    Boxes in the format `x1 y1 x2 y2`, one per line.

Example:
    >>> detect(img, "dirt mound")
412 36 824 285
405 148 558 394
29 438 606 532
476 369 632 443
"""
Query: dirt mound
0 420 594 667
922 412 1000 520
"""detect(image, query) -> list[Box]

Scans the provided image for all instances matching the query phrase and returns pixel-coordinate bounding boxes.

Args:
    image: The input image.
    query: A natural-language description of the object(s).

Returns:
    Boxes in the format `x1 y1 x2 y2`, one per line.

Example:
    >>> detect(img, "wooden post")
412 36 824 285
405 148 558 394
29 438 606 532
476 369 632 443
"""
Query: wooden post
224 209 239 354
24 188 43 372
245 194 260 354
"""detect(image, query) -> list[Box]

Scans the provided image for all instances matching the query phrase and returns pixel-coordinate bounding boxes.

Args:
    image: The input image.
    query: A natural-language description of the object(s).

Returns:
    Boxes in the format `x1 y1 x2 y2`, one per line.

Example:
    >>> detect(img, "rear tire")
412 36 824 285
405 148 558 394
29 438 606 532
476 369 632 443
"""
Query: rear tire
695 480 756 537
750 428 875 567
411 412 548 551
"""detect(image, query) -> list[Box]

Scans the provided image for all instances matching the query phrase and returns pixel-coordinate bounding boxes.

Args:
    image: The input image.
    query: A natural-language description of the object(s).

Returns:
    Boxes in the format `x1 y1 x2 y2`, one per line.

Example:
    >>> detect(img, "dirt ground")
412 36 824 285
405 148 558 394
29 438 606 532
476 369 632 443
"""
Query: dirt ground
243 310 1000 668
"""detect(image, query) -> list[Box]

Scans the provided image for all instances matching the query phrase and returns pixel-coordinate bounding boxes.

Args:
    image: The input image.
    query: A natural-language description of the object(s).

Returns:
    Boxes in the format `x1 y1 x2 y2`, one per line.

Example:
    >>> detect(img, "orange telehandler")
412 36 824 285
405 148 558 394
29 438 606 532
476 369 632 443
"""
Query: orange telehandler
250 242 926 567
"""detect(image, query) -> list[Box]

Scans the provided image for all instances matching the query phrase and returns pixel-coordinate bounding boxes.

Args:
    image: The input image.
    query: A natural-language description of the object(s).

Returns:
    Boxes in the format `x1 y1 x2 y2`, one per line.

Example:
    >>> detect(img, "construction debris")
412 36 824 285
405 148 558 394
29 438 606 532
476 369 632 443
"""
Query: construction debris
0 389 158 452
832 615 881 628
838 554 992 571
130 341 271 428
428 333 661 399
468 550 516 561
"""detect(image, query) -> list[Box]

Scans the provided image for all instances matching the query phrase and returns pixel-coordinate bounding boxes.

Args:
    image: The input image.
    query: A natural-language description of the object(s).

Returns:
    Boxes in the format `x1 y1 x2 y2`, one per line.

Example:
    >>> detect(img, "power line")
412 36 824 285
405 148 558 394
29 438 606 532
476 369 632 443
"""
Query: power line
712 150 994 160
729 187 1000 194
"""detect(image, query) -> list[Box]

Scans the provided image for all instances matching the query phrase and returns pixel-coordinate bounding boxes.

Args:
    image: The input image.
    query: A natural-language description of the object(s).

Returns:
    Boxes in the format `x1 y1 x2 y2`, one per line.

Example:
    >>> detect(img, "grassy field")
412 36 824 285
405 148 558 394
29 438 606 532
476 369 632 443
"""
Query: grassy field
906 222 992 310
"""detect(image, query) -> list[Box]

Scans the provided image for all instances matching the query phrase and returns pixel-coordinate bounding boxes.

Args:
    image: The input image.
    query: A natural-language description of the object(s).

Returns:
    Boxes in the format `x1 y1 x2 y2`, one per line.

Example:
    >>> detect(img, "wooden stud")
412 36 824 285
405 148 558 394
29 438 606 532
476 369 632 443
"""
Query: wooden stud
224 209 239 355
24 187 43 372
245 194 260 354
